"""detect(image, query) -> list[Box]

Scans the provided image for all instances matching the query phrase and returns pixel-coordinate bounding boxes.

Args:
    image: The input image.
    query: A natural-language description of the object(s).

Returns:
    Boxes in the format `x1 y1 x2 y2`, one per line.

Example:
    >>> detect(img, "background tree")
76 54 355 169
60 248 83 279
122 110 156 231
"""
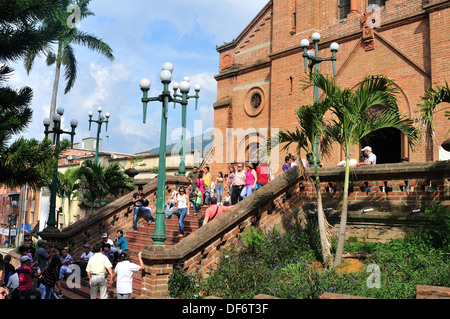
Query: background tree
315 73 420 267
23 0 115 125
0 0 70 188
0 137 69 189
76 160 134 215
0 0 59 62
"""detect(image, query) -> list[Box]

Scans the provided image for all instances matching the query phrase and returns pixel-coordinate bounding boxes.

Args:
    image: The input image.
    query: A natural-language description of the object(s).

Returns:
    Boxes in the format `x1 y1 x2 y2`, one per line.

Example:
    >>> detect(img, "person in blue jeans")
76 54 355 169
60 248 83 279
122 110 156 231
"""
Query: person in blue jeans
214 171 224 204
175 187 190 238
132 186 154 231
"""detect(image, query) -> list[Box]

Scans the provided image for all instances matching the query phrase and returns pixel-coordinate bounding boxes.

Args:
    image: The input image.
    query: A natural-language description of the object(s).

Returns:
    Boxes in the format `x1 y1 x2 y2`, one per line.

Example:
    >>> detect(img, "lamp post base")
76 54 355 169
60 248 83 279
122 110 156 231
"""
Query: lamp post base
151 210 167 245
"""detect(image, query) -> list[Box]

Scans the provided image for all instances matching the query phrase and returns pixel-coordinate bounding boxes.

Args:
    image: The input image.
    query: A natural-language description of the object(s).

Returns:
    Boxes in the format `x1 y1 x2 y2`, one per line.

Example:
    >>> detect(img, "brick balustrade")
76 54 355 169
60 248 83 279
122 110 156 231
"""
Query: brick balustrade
35 161 449 298
38 175 191 259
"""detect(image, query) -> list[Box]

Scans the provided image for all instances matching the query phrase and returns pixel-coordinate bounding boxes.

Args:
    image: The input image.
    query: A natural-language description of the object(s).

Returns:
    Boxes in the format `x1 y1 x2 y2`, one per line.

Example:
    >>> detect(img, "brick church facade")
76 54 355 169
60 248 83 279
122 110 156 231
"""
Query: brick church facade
210 0 449 176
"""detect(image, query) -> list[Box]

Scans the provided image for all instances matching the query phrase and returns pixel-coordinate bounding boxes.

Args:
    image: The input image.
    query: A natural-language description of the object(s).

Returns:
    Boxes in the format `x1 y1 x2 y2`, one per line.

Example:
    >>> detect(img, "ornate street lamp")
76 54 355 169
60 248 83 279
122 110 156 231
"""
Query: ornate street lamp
139 62 195 245
88 107 110 164
172 77 201 176
43 107 78 230
300 33 339 166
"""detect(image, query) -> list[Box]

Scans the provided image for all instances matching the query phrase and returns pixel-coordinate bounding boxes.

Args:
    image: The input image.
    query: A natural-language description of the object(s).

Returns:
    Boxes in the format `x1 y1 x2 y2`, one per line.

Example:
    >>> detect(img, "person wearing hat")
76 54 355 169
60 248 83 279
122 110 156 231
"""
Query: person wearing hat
359 146 377 166
16 255 41 299
102 233 114 246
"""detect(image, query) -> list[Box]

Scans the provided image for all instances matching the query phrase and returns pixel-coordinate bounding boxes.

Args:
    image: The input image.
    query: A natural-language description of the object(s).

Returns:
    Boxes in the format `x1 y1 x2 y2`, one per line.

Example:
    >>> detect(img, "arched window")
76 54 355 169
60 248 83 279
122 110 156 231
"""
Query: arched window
368 0 386 7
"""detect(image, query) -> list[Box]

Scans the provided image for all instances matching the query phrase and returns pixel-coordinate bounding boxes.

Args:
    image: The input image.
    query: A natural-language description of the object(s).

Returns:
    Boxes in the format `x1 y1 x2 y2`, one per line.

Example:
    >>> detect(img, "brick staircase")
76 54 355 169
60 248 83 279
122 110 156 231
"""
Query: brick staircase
60 206 205 299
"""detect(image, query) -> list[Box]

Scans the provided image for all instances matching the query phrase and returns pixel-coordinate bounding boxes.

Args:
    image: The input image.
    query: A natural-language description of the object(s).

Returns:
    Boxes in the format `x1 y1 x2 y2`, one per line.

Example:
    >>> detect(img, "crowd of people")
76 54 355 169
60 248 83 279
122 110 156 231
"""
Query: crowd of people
163 161 276 236
0 230 142 300
0 160 285 300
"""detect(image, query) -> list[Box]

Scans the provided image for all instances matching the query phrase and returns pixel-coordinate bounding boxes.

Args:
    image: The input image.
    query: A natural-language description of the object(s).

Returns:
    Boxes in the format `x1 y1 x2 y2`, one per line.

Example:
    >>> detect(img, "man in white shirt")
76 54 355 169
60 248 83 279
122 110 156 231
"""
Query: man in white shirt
359 146 377 166
86 243 114 299
114 251 144 299
76 244 94 280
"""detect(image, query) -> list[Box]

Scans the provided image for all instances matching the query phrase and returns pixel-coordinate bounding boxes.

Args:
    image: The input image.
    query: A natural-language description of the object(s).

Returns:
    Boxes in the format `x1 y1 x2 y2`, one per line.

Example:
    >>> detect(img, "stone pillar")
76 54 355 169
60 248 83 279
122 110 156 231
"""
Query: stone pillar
141 263 174 298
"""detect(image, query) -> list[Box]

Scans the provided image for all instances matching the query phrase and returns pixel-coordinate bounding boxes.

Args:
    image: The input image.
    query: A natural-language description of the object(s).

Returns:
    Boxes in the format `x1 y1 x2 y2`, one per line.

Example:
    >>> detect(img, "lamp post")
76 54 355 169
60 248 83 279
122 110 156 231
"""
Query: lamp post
88 107 110 164
139 62 181 245
8 200 18 247
300 33 339 166
172 77 201 176
43 107 78 230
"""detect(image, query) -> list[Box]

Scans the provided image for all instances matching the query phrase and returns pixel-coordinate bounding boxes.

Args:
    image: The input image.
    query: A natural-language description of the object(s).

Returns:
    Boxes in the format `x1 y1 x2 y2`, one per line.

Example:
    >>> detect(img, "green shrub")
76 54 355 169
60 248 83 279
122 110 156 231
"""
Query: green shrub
418 204 450 252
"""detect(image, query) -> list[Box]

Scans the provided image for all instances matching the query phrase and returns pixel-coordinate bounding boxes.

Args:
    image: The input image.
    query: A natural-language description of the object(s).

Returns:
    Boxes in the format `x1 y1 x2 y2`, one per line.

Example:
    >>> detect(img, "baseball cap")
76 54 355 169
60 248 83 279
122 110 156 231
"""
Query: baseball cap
20 255 30 263
361 146 372 152
102 233 108 238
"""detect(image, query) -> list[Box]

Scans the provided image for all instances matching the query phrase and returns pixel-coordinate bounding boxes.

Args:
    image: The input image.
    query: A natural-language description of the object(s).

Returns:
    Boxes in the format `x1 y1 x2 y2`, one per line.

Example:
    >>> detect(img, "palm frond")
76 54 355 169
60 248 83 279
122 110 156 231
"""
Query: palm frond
46 51 57 66
72 31 115 61
418 81 450 139
62 44 78 93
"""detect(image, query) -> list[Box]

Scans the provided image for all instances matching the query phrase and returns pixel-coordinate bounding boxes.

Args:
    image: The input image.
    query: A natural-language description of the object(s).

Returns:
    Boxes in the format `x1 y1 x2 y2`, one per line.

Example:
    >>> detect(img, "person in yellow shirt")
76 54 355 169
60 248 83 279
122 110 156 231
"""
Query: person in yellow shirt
203 166 212 205
86 243 114 299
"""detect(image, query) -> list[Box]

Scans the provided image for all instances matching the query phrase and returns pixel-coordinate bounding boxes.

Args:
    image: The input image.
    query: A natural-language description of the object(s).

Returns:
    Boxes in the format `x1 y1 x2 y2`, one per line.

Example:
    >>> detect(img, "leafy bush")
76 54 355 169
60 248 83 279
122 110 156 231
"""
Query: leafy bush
418 204 450 252
168 264 202 299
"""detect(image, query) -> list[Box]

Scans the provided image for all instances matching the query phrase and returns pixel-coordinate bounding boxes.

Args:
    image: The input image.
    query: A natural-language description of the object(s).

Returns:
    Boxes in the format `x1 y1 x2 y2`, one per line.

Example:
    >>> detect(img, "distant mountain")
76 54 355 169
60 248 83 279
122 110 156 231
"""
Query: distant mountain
144 132 213 155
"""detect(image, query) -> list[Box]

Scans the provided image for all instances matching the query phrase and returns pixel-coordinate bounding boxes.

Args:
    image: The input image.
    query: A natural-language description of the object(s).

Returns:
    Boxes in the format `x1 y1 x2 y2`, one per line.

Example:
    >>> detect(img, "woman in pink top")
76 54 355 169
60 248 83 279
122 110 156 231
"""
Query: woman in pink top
242 163 257 199
195 170 205 204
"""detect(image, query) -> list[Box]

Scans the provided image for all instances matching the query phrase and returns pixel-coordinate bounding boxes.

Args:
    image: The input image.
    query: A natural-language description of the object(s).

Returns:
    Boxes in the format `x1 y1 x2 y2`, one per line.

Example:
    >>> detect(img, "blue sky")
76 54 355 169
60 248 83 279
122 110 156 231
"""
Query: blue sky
9 0 269 154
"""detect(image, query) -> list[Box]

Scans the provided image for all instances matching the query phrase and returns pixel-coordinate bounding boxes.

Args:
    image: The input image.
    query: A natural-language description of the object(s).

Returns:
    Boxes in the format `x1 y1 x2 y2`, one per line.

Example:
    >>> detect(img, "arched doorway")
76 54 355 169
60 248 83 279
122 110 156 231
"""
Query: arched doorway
360 128 402 164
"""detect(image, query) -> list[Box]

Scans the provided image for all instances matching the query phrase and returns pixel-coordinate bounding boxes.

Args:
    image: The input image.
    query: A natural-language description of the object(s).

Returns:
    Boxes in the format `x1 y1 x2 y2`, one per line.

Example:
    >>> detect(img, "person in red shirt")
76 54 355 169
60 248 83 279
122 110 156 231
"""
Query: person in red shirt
256 162 270 189
16 255 41 299
202 197 230 226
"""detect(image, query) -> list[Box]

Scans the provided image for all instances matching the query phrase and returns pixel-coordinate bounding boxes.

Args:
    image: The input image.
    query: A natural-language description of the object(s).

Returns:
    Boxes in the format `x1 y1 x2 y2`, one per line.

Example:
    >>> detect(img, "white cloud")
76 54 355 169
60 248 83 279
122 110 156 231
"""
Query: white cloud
8 0 270 154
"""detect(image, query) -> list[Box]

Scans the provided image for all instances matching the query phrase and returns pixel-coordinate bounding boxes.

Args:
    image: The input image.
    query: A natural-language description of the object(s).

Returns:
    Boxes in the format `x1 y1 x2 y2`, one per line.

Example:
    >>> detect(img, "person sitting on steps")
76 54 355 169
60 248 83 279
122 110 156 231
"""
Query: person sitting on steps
132 186 154 231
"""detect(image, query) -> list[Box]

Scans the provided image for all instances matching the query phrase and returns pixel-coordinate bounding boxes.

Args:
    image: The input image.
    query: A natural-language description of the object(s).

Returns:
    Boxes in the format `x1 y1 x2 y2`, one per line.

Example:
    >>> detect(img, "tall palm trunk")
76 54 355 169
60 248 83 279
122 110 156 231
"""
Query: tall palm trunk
333 156 350 267
48 41 62 139
314 162 331 266
311 145 331 267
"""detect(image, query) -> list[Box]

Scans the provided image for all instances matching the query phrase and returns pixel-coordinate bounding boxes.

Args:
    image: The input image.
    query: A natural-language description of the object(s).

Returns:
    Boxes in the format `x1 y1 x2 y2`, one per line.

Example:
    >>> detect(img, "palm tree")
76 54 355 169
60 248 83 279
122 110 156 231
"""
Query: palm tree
315 73 420 267
278 99 333 267
24 0 114 124
76 160 134 215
